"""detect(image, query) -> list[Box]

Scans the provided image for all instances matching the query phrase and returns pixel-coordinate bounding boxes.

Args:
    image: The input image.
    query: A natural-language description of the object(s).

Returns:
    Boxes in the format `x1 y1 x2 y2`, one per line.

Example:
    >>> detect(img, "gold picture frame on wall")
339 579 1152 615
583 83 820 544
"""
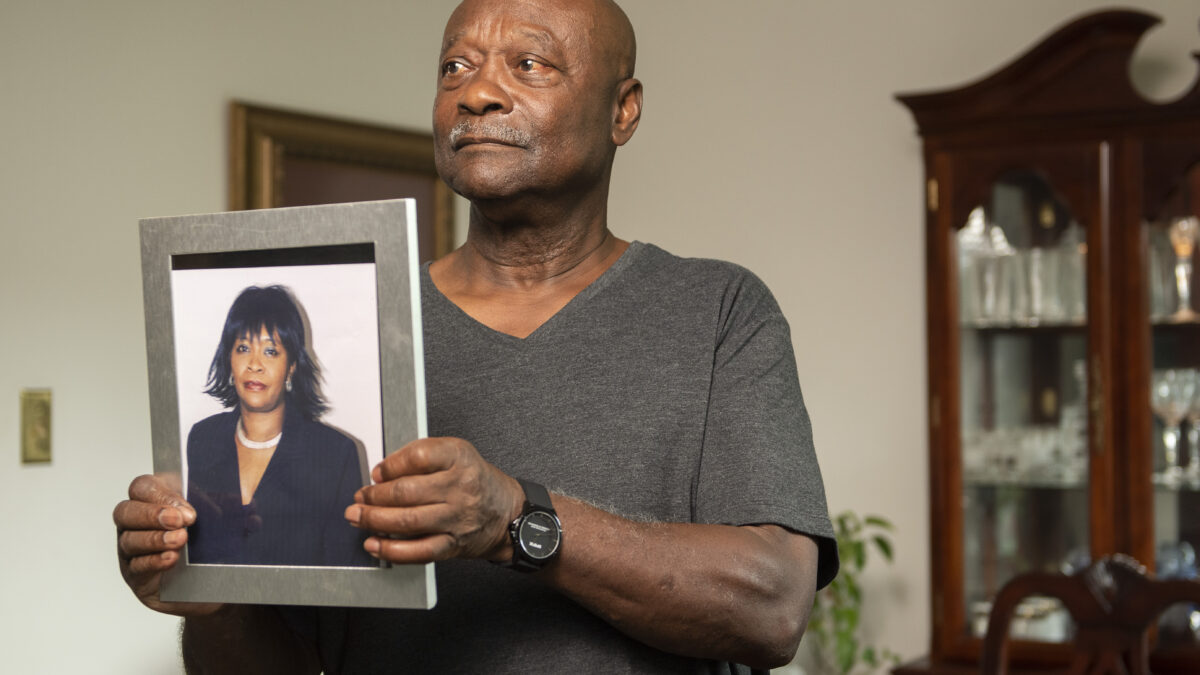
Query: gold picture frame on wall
229 101 455 263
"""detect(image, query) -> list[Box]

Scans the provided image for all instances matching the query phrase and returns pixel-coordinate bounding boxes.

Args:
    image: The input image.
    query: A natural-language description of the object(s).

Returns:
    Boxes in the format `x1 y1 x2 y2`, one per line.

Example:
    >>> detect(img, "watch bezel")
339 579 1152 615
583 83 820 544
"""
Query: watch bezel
515 509 562 562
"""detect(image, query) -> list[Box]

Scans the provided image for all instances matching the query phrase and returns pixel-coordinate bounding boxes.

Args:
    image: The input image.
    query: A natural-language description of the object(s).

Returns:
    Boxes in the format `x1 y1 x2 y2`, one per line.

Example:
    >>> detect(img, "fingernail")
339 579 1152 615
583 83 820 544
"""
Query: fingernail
165 530 184 546
345 505 361 524
157 508 181 529
371 466 382 482
178 505 196 525
364 538 380 554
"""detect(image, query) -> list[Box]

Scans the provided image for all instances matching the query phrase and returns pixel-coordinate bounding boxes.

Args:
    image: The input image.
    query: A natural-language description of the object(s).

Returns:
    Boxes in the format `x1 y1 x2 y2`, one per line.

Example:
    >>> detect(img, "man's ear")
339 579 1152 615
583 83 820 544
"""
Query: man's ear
611 78 642 146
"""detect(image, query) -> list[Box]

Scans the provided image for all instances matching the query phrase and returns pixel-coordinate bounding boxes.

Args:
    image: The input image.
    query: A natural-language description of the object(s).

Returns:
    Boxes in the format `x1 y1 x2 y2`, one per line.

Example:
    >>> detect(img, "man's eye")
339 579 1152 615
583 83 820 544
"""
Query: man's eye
442 61 466 76
518 59 543 72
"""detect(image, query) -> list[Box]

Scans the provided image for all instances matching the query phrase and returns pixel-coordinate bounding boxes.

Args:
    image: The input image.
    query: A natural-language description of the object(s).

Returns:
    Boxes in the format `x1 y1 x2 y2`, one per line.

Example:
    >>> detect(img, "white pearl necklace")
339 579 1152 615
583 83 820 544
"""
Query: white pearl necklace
237 418 282 450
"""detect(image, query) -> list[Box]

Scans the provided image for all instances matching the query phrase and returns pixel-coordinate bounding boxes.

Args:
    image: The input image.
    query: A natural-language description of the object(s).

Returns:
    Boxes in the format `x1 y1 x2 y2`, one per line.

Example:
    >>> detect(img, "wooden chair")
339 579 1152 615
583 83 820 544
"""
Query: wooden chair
980 554 1200 675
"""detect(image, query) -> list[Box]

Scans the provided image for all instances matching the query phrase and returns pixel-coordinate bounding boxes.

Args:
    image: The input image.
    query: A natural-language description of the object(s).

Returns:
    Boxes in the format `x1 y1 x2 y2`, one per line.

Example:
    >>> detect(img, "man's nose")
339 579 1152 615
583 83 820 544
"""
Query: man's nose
459 63 512 115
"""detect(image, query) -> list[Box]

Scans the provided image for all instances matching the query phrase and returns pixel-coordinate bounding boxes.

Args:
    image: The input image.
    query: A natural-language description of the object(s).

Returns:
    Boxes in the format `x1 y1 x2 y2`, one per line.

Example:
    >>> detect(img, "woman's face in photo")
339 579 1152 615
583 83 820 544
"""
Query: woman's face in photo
230 327 294 414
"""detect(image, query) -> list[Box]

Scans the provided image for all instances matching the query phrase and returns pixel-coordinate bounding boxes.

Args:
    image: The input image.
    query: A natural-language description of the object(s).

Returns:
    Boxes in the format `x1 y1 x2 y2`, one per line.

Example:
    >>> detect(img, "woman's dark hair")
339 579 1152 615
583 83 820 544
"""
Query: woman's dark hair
203 285 327 420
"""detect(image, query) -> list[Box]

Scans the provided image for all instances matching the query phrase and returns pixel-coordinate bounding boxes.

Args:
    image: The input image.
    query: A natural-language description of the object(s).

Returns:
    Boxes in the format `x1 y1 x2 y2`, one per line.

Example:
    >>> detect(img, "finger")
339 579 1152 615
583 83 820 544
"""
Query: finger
357 472 449 508
119 528 188 559
113 499 191 532
126 474 196 524
125 549 183 576
366 533 458 564
348 503 453 537
375 437 465 482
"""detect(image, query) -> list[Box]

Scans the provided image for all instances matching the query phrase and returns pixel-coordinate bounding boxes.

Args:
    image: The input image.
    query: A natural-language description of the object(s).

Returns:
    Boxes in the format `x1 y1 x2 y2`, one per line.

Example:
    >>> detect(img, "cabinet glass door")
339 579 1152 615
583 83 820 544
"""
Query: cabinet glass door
1145 162 1200 649
957 170 1088 642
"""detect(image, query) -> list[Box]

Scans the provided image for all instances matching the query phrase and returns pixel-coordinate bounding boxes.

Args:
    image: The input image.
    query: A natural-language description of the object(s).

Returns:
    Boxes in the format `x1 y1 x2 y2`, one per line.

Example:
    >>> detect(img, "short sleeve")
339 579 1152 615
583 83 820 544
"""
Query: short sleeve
694 271 839 589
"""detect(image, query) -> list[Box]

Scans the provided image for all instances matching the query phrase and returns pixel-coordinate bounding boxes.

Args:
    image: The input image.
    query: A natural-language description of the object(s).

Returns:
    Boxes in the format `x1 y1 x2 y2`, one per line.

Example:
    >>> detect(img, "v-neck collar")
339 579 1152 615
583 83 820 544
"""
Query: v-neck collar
423 241 643 344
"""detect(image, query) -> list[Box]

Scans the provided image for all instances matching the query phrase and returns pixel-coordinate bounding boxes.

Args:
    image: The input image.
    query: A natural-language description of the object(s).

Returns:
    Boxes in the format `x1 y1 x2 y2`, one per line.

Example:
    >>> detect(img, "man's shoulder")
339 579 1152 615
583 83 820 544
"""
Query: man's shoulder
626 241 774 299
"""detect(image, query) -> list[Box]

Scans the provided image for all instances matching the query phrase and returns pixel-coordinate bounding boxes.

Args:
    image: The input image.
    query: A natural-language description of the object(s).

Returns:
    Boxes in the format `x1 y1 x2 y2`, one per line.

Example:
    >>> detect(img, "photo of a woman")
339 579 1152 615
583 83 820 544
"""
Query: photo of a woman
185 284 374 567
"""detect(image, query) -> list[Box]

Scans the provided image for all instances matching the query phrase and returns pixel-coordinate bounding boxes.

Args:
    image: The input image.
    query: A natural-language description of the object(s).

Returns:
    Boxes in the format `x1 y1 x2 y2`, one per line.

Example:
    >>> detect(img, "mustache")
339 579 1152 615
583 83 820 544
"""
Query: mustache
447 120 531 148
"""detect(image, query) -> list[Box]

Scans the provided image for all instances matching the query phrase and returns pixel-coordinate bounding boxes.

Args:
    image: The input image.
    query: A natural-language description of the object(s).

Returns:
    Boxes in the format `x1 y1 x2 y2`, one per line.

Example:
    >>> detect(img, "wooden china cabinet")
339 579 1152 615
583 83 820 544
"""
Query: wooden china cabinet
895 10 1200 674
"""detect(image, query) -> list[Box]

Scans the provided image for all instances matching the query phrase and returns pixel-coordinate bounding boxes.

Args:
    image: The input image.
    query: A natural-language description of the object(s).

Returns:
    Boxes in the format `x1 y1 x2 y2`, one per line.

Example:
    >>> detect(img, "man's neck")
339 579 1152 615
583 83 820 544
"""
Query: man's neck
428 199 629 338
460 220 614 285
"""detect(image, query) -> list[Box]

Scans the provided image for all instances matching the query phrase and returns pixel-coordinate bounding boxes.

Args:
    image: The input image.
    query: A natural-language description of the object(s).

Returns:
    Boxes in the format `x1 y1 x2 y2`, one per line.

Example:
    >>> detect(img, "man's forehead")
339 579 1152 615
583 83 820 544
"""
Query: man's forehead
442 0 584 48
441 0 634 79
442 21 562 54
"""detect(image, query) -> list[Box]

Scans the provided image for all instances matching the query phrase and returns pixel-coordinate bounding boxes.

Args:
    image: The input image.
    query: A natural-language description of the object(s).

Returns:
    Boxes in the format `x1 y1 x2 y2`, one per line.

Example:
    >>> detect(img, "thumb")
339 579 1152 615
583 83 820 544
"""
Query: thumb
128 474 197 525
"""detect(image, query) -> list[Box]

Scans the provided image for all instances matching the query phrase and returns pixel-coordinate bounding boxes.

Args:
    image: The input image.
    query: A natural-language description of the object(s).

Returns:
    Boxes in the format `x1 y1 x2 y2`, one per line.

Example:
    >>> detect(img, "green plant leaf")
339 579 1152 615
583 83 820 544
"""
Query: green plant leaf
872 534 894 562
863 646 878 666
836 510 858 532
835 634 858 674
852 540 866 570
821 509 899 675
864 515 894 530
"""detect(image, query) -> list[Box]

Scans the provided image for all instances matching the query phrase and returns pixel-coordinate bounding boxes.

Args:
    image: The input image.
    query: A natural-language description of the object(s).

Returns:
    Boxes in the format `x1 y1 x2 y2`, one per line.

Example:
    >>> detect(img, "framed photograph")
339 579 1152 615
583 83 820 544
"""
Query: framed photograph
229 101 456 264
140 199 434 609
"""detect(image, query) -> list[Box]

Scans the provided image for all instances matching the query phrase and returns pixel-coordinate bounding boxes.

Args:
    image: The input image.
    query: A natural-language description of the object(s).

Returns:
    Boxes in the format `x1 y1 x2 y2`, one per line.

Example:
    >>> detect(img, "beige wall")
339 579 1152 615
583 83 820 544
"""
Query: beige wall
1 1 1198 672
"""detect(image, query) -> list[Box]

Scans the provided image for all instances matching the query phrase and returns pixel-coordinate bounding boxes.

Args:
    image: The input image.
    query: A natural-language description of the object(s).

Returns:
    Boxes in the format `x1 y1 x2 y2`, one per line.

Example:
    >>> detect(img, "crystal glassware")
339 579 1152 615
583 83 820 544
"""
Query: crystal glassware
1184 369 1200 487
1148 226 1177 321
1168 217 1199 321
1151 369 1195 485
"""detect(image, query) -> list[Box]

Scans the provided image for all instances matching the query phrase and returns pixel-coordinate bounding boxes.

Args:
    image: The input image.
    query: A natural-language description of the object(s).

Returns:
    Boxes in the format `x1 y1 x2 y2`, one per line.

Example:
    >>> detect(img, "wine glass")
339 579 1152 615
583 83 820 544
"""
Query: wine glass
1168 217 1199 321
1151 369 1194 485
1185 370 1200 487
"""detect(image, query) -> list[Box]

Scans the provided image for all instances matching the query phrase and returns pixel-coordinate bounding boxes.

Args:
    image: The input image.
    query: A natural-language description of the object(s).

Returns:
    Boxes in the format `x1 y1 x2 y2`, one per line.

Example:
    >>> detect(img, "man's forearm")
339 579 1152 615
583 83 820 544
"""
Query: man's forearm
542 496 820 669
182 605 321 675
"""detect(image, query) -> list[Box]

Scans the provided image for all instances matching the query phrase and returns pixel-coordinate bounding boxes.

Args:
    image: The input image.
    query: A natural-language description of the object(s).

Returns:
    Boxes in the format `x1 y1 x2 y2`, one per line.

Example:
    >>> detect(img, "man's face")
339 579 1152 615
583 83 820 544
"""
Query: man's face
433 0 621 202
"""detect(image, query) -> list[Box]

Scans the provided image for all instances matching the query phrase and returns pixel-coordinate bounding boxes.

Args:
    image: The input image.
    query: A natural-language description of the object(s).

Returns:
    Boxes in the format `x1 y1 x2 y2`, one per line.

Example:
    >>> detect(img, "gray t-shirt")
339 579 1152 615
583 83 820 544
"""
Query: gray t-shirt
307 241 837 674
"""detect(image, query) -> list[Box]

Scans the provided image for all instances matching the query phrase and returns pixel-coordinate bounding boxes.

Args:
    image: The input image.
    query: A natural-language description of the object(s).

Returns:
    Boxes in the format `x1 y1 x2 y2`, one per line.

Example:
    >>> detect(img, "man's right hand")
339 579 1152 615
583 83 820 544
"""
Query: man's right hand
113 474 222 616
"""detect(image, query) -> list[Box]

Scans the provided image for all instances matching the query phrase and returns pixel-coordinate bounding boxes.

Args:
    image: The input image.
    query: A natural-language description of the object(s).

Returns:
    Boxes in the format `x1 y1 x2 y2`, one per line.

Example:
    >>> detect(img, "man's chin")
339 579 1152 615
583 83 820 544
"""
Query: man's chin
443 169 534 203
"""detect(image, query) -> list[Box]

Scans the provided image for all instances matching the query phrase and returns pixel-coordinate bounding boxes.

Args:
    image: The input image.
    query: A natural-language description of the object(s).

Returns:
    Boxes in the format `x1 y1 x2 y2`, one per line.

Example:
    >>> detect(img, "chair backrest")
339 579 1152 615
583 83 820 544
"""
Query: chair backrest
980 554 1200 675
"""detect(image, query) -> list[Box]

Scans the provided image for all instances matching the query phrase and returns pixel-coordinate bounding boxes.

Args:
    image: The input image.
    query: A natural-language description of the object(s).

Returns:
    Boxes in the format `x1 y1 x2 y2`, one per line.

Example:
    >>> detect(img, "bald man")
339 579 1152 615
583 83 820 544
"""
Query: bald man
114 1 838 672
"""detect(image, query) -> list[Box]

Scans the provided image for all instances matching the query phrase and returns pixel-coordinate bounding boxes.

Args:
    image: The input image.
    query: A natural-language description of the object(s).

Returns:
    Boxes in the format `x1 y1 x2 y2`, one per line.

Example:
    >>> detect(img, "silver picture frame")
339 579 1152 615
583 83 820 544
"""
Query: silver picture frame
139 199 434 608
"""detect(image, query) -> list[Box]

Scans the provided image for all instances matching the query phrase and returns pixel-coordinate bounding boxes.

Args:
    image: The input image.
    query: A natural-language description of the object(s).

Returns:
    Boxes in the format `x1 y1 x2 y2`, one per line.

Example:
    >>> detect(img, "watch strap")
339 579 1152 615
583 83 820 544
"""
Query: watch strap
517 478 554 513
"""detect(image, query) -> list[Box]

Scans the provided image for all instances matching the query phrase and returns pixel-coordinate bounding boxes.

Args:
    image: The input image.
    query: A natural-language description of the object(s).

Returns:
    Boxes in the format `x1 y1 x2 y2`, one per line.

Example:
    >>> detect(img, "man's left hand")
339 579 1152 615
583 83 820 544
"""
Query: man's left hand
345 437 524 564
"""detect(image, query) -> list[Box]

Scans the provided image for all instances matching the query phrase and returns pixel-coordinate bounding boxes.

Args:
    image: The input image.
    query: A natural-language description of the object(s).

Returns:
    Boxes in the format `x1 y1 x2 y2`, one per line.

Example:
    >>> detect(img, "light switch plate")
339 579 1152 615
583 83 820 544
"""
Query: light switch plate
20 389 51 464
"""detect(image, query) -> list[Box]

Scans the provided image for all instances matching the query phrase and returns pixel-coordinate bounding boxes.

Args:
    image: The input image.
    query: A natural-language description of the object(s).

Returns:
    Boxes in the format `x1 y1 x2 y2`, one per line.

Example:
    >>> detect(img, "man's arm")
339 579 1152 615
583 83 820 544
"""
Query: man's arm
348 438 821 669
544 500 818 669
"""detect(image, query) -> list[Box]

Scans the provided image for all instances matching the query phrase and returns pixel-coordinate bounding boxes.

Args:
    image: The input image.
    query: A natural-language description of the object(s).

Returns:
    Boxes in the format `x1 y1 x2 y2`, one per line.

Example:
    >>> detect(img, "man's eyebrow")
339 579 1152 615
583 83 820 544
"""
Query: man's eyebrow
442 31 465 53
516 28 559 53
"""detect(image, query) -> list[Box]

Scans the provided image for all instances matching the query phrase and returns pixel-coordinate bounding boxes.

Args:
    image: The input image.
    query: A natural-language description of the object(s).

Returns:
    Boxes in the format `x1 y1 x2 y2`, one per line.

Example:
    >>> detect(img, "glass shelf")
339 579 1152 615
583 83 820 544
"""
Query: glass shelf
963 320 1087 331
965 474 1086 490
1151 317 1200 328
1152 476 1200 492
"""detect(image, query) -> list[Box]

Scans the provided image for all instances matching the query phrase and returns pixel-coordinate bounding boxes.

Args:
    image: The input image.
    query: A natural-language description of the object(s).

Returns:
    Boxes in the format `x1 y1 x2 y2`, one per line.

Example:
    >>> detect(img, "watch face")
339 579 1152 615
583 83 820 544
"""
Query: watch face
517 511 561 561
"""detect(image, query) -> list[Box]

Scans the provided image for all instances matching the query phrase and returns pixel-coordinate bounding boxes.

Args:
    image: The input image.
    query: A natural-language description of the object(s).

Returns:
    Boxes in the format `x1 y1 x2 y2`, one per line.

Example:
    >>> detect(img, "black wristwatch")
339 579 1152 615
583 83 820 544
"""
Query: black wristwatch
506 478 563 572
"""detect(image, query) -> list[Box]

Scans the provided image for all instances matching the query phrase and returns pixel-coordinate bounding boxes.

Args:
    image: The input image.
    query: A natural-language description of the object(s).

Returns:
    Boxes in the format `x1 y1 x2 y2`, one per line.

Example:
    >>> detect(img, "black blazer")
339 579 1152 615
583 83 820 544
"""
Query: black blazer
185 408 374 567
